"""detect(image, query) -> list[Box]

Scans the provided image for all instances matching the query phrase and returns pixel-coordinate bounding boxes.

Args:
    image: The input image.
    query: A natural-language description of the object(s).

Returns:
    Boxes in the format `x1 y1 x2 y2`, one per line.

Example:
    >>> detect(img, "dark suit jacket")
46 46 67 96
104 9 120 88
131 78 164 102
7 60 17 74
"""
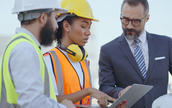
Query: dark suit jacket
99 32 172 108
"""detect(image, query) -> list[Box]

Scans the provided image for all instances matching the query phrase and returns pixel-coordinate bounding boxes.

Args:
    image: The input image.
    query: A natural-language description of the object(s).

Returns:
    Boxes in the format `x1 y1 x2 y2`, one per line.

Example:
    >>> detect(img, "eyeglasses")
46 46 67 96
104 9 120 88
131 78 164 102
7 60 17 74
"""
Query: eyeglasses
120 15 147 27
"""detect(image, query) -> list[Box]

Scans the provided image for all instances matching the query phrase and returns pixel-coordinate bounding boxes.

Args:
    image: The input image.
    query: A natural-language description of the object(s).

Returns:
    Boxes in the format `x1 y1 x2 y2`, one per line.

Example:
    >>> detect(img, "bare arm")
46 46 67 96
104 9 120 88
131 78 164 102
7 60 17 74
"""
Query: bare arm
57 88 90 103
57 88 115 107
61 99 75 108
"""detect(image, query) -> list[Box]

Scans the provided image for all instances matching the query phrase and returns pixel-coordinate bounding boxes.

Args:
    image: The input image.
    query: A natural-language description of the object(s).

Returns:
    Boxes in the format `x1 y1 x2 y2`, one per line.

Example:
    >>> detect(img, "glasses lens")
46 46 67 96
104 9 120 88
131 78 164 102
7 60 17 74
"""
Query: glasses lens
132 19 141 27
121 18 129 26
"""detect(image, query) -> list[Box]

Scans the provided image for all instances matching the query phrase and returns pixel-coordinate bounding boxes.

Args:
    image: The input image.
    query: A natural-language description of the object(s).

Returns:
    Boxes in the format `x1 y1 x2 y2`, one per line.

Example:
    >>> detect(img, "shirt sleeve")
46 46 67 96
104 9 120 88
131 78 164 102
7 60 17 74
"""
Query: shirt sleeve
9 42 65 108
99 45 123 98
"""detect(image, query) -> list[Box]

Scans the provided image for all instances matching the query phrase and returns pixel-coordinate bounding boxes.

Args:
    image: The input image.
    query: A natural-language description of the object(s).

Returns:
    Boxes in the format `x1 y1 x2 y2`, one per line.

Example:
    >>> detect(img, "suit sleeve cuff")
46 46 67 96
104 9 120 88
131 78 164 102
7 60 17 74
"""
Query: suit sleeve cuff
113 87 123 98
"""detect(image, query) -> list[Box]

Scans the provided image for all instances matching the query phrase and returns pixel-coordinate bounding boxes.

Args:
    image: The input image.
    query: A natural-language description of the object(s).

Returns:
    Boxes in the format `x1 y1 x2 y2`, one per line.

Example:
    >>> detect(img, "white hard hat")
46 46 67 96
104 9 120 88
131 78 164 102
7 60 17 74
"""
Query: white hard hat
152 94 172 108
12 0 65 14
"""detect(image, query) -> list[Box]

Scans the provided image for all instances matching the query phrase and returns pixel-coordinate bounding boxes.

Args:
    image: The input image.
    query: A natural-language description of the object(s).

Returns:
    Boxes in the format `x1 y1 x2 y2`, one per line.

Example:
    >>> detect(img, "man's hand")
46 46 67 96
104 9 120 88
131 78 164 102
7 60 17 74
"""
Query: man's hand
87 88 116 107
61 99 75 108
119 86 132 97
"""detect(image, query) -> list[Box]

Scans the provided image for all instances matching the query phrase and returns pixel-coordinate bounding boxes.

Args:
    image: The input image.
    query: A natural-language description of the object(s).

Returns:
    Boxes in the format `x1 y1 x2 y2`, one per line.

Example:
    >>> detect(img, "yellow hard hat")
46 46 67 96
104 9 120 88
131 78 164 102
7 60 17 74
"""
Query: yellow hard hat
61 0 98 21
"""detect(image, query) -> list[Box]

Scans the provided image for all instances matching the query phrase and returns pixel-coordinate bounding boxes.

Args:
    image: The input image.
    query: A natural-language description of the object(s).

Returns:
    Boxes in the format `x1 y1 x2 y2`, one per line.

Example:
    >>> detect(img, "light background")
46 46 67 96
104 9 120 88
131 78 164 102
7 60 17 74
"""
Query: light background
0 0 172 92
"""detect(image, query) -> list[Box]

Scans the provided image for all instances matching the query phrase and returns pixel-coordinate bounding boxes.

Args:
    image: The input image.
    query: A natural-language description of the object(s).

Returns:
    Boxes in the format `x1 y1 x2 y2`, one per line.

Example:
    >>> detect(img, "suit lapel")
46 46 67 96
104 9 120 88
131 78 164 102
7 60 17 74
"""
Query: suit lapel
145 32 156 81
119 34 144 80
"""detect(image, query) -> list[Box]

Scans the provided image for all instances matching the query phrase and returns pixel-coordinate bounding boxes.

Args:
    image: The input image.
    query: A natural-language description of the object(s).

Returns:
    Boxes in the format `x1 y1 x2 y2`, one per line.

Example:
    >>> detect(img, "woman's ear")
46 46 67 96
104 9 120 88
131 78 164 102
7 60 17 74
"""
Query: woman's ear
63 20 71 32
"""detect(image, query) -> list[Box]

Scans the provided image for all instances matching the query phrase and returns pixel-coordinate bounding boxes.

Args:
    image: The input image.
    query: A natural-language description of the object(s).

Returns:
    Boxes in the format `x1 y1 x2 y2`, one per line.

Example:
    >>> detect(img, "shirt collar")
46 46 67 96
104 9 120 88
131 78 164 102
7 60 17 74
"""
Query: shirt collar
138 30 146 44
15 27 41 48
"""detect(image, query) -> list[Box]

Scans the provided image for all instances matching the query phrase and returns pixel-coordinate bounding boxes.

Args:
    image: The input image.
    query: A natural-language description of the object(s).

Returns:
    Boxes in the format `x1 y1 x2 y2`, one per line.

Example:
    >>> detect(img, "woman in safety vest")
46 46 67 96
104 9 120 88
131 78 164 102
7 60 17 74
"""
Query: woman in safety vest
44 0 126 108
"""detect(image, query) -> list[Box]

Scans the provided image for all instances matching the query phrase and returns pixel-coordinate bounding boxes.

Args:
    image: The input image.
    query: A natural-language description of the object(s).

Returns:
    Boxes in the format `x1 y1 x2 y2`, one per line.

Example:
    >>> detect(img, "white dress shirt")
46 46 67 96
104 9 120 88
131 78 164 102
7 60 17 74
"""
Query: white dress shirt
125 30 149 70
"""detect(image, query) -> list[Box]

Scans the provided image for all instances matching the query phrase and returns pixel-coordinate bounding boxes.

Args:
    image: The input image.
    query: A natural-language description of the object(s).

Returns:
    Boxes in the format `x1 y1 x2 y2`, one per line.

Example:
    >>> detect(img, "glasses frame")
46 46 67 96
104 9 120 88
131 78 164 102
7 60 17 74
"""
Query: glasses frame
120 15 147 27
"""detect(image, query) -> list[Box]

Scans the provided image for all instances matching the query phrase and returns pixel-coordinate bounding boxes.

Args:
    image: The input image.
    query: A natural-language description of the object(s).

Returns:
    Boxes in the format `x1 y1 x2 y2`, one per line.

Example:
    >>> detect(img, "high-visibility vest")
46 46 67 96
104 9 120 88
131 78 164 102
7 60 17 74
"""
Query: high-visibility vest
44 47 92 105
0 33 57 107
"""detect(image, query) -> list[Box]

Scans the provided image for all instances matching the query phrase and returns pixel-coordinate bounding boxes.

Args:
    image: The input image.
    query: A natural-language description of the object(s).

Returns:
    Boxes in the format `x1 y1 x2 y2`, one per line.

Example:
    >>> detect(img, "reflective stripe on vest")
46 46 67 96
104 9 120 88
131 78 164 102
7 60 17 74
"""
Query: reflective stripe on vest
47 47 92 105
0 33 57 107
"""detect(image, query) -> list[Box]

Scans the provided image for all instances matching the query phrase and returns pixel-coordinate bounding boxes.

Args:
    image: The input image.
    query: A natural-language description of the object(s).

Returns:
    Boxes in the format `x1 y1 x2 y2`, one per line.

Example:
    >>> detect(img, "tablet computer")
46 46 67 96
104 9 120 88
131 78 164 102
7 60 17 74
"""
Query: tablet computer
109 84 153 108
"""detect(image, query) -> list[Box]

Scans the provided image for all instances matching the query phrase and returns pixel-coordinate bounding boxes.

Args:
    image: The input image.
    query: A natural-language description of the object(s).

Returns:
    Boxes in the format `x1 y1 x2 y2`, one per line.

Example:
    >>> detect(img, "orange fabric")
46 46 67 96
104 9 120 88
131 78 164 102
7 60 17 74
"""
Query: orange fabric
49 48 91 105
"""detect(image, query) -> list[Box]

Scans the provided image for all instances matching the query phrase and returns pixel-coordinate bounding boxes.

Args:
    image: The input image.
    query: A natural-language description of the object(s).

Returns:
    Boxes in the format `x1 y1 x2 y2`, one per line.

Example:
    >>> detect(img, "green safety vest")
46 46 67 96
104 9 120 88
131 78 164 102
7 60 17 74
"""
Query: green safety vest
0 33 57 107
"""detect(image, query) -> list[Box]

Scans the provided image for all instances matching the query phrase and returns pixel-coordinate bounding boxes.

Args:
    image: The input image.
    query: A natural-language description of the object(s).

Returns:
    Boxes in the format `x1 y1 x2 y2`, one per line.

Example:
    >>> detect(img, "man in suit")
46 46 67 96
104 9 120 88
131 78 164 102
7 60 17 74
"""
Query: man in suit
98 0 172 108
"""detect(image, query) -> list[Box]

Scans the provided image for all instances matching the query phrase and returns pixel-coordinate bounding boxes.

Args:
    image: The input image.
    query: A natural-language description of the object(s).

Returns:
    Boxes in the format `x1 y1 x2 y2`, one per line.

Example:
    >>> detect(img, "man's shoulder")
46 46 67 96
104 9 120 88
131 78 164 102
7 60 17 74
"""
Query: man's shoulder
148 32 171 40
10 42 37 56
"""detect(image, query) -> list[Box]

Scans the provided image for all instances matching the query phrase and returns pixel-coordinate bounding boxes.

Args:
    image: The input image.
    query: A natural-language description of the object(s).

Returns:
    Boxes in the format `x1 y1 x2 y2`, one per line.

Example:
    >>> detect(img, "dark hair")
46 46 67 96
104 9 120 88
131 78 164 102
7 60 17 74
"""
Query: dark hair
121 0 149 14
56 15 79 44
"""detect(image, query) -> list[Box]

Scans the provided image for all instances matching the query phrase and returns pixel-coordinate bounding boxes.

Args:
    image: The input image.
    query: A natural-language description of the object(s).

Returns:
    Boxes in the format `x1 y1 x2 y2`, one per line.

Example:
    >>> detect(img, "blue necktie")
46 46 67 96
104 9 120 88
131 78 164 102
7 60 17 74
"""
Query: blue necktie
133 39 147 78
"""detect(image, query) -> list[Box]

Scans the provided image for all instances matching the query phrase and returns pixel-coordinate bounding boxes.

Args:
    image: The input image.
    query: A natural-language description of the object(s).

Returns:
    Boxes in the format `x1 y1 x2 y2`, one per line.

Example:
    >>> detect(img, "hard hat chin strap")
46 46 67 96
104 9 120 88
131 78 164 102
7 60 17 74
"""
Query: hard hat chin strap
18 9 55 22
18 12 41 22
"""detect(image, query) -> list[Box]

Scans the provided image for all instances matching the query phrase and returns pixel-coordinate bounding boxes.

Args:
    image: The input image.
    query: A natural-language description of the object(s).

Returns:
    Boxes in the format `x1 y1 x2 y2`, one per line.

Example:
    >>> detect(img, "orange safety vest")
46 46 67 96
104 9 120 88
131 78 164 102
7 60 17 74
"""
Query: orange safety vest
44 47 92 105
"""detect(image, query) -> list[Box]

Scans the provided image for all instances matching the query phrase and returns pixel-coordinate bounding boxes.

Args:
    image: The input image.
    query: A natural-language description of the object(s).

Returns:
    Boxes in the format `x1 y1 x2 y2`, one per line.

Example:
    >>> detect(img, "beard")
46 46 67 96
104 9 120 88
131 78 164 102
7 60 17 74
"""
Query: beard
122 27 142 40
40 19 57 46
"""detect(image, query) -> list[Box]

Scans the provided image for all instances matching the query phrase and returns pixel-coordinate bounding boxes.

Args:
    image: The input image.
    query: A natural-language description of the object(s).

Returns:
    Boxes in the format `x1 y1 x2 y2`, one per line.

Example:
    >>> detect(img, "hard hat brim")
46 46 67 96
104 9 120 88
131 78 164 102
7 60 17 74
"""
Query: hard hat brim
12 8 68 14
57 12 99 22
55 8 68 14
